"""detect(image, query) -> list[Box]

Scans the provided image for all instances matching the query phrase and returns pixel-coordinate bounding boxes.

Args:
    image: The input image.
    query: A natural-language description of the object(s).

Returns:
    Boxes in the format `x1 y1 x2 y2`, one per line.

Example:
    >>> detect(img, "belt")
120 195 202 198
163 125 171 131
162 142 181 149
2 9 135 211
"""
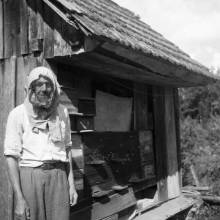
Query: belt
37 162 67 170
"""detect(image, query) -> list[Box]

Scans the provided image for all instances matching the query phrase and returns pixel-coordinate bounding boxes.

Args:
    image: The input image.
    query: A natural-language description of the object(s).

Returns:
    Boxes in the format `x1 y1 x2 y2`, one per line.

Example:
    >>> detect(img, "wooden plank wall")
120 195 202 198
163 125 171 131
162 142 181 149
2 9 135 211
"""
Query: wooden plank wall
0 57 16 220
134 83 148 130
1 0 81 60
0 54 57 220
0 0 3 59
153 86 180 201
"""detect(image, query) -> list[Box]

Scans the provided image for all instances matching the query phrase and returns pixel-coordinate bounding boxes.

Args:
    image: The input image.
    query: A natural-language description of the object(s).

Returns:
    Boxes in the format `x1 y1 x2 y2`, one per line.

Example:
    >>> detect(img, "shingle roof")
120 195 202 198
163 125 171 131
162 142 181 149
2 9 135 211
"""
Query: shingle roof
52 0 216 80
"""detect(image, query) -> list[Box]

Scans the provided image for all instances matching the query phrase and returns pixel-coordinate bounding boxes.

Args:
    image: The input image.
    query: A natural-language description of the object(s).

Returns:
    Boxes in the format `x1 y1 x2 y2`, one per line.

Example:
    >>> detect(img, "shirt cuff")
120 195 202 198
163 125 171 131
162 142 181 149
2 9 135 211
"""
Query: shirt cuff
4 149 21 158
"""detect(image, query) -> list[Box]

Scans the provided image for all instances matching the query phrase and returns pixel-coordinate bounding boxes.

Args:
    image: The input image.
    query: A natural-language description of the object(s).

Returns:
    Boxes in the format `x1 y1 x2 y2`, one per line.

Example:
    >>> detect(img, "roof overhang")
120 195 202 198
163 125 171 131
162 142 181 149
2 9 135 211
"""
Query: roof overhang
42 0 219 87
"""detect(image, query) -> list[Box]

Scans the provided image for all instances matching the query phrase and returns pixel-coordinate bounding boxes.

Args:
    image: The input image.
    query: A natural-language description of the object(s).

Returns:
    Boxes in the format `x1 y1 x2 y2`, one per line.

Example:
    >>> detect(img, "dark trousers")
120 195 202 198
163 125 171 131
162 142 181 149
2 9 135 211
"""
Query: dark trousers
19 165 69 220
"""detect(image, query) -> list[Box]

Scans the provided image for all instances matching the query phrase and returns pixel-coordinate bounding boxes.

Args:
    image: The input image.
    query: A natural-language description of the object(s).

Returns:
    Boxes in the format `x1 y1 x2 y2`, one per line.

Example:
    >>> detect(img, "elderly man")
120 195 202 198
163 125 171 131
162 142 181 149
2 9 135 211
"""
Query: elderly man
4 66 78 220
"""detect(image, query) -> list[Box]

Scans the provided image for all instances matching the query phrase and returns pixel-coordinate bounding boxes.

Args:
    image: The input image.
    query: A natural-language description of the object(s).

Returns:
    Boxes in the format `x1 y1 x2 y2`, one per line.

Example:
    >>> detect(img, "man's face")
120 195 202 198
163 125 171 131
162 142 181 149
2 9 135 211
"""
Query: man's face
31 76 54 106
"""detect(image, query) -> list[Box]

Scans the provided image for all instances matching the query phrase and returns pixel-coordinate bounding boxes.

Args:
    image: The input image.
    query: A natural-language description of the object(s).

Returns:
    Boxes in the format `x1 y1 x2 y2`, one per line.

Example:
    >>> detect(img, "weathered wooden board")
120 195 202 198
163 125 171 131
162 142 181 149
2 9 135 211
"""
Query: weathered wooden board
24 54 38 74
0 1 3 59
0 57 17 220
134 83 149 130
16 57 26 105
36 0 44 40
26 0 43 52
164 88 180 198
20 0 29 55
43 3 54 58
53 15 73 57
133 83 156 181
4 0 17 57
135 195 194 220
70 187 136 220
174 88 182 187
4 57 16 109
28 0 37 51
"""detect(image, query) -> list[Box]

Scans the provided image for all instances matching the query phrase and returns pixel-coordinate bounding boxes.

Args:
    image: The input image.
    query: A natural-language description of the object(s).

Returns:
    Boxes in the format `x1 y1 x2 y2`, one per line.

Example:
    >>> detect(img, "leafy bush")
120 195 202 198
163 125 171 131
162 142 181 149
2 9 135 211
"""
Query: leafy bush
181 116 220 190
180 79 220 191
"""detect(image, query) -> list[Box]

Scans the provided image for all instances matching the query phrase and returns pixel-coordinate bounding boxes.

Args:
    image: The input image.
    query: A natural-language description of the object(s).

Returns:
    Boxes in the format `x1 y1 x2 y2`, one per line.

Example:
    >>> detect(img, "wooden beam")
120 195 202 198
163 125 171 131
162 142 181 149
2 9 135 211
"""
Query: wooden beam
20 0 29 55
3 0 20 58
54 53 196 87
101 42 213 86
0 1 3 59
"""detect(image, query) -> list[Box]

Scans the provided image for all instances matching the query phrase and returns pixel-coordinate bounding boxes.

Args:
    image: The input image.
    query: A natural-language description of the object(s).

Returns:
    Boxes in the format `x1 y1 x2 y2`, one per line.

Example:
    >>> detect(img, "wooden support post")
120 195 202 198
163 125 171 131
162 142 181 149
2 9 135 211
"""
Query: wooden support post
153 86 180 201
153 86 168 201
165 88 180 198
174 88 182 187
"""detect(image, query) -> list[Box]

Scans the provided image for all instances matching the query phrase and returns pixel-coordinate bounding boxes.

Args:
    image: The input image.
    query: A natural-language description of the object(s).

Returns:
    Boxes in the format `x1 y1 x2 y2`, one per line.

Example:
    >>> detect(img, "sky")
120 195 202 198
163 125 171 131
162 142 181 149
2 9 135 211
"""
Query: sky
113 0 220 72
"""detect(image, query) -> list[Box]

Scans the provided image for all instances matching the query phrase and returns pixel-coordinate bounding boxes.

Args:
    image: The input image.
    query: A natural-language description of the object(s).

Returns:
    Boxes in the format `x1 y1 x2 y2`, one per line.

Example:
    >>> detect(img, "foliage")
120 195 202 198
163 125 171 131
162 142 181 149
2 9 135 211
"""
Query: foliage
180 82 220 121
180 72 220 218
180 72 220 189
181 116 220 188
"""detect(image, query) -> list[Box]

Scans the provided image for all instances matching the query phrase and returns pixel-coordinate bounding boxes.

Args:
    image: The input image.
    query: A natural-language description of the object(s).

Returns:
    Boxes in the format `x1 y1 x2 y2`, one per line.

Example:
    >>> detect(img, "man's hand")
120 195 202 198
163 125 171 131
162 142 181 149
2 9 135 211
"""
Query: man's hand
15 197 30 220
69 186 78 206
5 156 30 219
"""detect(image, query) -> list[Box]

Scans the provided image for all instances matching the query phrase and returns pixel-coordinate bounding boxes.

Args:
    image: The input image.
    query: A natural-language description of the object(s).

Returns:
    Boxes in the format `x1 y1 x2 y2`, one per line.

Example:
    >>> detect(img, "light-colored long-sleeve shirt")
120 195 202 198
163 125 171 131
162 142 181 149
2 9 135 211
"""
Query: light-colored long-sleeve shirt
4 104 72 167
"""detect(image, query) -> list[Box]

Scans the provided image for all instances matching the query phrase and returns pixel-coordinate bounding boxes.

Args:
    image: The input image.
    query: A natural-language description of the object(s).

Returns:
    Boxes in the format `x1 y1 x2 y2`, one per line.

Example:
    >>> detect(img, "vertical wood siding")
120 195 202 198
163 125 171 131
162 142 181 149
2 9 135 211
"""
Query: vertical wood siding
1 0 80 60
0 54 49 220
43 3 54 58
0 1 3 59
0 57 17 220
20 0 29 55
3 0 20 58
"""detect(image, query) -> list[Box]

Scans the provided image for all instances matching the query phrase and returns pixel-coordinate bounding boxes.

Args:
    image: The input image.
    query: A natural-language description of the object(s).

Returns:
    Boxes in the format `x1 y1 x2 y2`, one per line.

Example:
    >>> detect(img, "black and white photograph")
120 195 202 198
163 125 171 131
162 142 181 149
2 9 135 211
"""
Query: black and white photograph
0 0 220 219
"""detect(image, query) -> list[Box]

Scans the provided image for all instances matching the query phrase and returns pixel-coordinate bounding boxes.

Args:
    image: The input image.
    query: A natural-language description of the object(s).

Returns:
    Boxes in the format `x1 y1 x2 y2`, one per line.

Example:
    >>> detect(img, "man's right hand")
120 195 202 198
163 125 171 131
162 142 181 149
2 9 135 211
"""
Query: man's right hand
15 198 30 220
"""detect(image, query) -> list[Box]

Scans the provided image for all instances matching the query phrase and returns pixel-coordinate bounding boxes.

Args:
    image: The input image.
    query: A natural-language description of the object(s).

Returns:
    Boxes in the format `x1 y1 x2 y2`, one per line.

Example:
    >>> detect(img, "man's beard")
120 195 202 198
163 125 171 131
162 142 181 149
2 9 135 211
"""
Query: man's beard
29 90 54 109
